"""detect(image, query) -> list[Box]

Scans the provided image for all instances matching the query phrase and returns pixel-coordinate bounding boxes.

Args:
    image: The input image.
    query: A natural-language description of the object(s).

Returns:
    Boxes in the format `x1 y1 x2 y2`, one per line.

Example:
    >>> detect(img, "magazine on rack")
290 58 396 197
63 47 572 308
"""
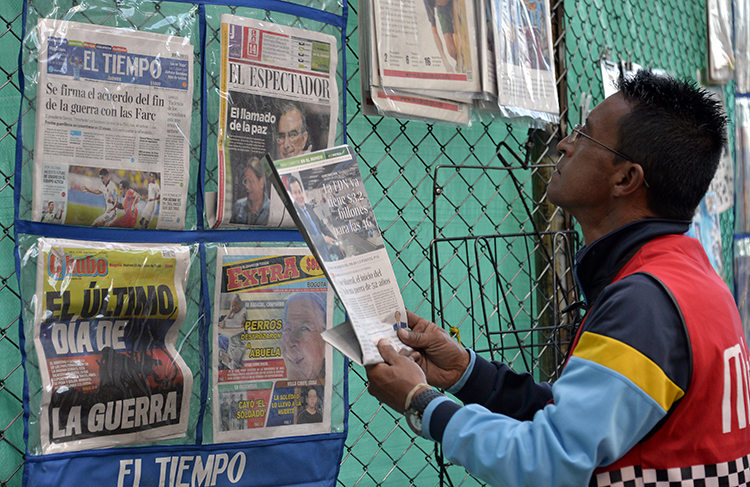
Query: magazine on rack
213 246 334 441
490 0 559 123
263 146 411 366
208 14 339 228
32 19 193 229
371 0 481 93
359 0 471 124
30 239 193 454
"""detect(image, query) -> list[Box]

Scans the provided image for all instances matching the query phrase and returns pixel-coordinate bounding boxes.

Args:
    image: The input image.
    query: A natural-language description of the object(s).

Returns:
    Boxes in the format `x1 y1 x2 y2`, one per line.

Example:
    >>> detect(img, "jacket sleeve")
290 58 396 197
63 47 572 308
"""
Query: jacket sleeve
420 274 690 486
451 350 553 421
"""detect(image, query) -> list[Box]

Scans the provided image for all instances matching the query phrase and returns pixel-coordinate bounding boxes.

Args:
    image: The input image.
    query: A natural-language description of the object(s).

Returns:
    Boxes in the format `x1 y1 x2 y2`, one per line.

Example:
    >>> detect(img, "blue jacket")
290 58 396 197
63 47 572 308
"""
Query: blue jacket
421 219 696 486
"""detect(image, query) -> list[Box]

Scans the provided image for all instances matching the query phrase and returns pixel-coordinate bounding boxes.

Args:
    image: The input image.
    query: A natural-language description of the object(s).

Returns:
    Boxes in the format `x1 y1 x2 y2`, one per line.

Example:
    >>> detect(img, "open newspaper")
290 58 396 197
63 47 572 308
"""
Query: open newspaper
263 146 410 365
213 246 333 442
209 14 339 228
31 239 193 454
32 19 193 229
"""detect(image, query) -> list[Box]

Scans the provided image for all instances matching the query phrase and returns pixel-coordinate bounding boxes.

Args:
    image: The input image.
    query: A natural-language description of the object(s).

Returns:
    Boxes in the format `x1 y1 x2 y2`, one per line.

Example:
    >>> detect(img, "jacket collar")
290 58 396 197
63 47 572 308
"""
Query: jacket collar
575 219 691 306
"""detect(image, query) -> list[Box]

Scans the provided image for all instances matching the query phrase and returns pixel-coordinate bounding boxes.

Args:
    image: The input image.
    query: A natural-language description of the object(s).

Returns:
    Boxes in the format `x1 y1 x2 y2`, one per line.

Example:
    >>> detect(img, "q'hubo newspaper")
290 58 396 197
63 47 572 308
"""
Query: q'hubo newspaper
213 246 333 442
32 239 193 454
210 14 339 228
264 146 411 365
32 19 193 229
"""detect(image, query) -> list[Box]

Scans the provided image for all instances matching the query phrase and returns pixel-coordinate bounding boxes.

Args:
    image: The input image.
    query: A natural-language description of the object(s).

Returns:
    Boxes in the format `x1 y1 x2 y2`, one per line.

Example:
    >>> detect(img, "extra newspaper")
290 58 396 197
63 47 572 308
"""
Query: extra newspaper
265 146 411 365
32 19 193 229
32 239 193 454
213 247 333 442
210 14 339 228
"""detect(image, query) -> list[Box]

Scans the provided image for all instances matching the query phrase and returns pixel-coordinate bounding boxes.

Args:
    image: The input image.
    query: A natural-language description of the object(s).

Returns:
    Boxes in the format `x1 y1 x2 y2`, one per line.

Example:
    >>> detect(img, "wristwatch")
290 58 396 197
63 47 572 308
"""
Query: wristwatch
405 388 443 437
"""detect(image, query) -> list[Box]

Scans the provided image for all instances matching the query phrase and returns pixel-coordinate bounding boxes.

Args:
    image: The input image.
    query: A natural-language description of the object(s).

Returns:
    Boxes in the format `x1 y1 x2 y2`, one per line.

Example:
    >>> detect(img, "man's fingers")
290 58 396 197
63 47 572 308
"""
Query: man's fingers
376 339 399 364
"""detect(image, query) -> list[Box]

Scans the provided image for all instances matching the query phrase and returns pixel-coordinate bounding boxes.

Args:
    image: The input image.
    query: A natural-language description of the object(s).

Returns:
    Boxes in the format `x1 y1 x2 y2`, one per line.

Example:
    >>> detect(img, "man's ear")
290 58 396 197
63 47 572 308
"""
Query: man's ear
613 163 647 197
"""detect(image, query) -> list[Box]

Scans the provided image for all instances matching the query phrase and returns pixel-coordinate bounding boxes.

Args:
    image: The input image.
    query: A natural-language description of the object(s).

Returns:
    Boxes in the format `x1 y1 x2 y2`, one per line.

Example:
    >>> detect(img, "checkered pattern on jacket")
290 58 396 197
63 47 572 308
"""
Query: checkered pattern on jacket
591 455 750 487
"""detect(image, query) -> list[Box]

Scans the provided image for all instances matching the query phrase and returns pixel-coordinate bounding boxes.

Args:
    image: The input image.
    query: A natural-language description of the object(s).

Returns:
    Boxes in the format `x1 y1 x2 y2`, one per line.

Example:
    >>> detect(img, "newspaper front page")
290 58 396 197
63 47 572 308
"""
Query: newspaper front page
265 146 411 365
372 0 481 93
491 0 559 123
211 14 339 228
32 239 193 454
213 247 333 442
32 19 193 229
360 0 471 124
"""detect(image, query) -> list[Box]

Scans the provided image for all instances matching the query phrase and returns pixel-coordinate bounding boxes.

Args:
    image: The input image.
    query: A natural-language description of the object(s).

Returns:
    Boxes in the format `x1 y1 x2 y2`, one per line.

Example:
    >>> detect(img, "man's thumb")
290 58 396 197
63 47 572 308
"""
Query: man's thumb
376 339 398 364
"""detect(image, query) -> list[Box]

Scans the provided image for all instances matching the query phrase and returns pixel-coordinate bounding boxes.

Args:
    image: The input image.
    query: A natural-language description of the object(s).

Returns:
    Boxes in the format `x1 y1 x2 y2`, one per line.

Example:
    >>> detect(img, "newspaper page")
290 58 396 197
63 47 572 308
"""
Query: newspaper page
211 14 339 228
32 239 193 454
372 0 481 93
491 0 559 123
213 246 333 442
707 0 734 83
264 146 411 365
32 19 193 229
360 0 471 124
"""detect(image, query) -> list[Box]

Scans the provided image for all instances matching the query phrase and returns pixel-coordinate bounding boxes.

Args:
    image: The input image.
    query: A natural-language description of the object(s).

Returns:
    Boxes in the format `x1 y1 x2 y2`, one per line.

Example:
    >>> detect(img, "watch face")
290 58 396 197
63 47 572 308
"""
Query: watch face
406 410 422 435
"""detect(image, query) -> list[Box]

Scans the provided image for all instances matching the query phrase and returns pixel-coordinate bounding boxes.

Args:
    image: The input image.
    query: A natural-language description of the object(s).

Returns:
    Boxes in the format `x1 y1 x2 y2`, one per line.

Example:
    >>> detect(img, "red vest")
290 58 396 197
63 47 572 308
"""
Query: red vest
585 235 750 485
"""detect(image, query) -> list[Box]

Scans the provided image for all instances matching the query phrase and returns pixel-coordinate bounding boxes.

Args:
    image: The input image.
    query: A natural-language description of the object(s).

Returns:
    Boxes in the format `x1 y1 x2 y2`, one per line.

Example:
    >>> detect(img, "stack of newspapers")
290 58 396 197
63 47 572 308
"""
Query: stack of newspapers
360 0 559 126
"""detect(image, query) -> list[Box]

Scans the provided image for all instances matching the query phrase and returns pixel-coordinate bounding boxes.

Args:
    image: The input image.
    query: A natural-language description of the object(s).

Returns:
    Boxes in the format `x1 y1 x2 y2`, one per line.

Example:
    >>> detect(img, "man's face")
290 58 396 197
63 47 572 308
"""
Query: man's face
395 311 401 322
243 168 264 203
281 296 326 380
277 109 309 158
230 298 242 314
150 173 156 183
548 92 632 220
290 181 306 207
306 389 318 408
48 202 54 212
119 183 125 193
100 173 109 185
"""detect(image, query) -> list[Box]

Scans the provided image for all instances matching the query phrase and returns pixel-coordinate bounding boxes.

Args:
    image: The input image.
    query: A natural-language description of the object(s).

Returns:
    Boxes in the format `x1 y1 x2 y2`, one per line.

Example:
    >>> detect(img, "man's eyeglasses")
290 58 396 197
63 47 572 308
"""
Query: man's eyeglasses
567 124 649 188
277 130 303 143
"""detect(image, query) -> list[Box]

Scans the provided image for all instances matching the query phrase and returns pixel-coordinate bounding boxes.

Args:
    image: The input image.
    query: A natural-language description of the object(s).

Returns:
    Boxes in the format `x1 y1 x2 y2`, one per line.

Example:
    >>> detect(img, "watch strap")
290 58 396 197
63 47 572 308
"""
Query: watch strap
406 388 443 436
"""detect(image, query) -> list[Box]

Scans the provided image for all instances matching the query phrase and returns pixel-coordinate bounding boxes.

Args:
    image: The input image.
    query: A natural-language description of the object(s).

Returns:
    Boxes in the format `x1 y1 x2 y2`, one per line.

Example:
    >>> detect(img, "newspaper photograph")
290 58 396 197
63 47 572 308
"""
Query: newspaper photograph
32 239 193 454
210 14 339 228
491 0 559 122
213 247 333 442
371 0 480 93
32 19 193 229
264 146 411 365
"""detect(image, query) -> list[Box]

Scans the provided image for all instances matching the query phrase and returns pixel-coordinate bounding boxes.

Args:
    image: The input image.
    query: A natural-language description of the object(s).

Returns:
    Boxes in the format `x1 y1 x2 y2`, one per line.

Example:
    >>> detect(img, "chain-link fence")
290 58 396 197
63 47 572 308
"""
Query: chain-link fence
0 0 735 486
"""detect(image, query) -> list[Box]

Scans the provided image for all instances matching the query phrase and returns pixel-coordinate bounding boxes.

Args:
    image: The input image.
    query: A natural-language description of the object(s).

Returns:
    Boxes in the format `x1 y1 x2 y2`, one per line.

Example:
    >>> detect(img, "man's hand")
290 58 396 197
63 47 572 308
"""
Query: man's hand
366 340 428 414
397 311 470 390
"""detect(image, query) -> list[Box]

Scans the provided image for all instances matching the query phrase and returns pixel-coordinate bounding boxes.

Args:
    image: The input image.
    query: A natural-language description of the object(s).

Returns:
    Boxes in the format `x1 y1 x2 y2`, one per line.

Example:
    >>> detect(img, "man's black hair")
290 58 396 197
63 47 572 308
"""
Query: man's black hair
119 179 130 190
616 70 727 221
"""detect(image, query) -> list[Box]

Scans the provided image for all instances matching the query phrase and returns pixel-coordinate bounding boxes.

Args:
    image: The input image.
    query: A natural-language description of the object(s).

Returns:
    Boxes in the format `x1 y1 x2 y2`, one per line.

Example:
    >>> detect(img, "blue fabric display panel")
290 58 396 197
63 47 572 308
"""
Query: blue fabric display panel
14 0 349 485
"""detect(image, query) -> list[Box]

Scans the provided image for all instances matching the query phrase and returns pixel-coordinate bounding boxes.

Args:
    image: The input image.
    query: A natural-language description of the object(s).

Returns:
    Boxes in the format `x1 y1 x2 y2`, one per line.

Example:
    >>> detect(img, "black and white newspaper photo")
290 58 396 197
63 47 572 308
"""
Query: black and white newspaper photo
210 14 339 228
213 246 333 442
32 19 193 229
31 239 193 454
266 146 411 365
